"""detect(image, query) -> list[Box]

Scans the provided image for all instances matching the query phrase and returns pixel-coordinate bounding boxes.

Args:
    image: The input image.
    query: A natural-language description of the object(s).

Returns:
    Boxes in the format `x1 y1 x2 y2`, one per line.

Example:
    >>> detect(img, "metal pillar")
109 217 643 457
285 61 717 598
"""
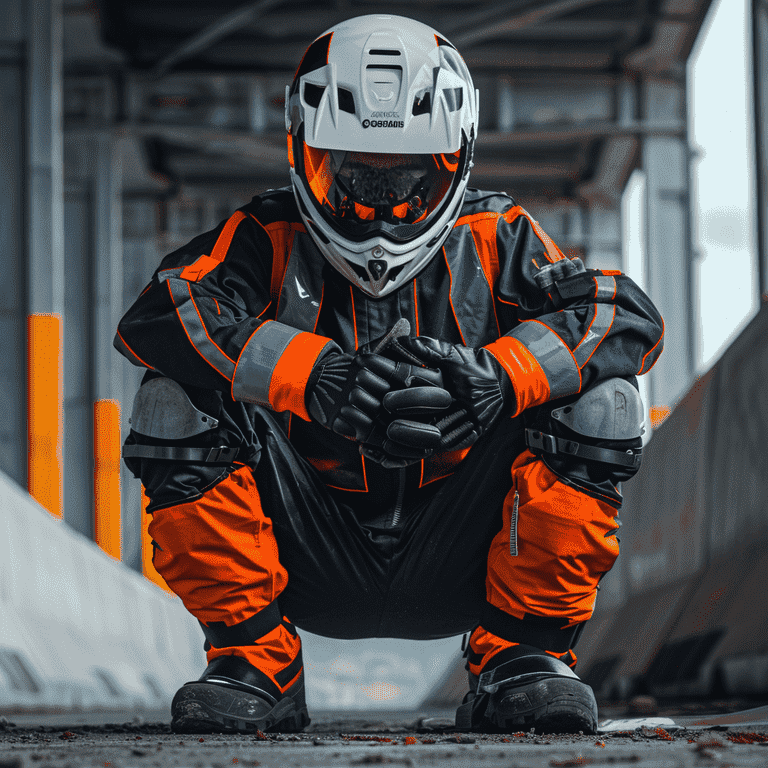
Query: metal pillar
64 106 131 562
0 0 64 489
585 206 623 272
0 4 27 486
642 77 693 414
27 0 65 318
63 179 93 537
754 0 768 302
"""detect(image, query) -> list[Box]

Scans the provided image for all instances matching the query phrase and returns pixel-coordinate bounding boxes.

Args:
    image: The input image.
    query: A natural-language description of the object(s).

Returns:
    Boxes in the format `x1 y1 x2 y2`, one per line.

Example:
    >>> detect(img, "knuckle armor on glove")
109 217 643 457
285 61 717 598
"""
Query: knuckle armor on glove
306 348 452 457
396 336 514 450
524 377 644 505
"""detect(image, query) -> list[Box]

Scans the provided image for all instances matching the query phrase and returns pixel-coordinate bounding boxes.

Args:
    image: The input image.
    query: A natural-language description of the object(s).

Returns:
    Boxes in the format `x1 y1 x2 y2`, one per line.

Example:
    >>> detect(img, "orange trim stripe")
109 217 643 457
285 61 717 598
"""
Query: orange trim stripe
268 331 333 421
180 211 247 282
167 281 231 380
412 279 420 335
254 219 305 308
187 283 236 364
639 315 665 375
455 211 501 228
484 336 551 416
504 205 564 263
349 285 359 348
468 216 501 336
116 327 155 370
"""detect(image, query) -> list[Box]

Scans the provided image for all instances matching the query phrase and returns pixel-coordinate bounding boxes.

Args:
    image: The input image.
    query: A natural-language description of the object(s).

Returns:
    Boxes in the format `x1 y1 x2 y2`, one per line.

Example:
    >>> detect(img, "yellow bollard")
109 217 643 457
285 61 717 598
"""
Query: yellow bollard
94 399 122 559
27 314 63 518
141 485 174 594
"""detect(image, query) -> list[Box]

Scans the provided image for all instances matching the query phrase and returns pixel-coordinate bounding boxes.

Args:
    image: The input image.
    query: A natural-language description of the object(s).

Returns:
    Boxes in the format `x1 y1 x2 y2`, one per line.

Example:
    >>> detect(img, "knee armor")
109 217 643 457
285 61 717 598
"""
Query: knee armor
123 377 237 465
524 377 644 505
122 375 259 512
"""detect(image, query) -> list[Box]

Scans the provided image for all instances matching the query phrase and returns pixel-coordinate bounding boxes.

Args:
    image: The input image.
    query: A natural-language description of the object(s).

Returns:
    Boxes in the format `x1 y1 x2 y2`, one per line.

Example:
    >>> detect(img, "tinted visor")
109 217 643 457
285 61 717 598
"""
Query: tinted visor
300 139 466 243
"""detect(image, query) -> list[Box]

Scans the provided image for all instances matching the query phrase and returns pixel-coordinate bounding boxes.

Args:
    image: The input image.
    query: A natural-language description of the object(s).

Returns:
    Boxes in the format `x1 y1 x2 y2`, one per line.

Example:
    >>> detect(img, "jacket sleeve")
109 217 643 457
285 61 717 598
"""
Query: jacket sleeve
483 205 664 417
114 210 337 421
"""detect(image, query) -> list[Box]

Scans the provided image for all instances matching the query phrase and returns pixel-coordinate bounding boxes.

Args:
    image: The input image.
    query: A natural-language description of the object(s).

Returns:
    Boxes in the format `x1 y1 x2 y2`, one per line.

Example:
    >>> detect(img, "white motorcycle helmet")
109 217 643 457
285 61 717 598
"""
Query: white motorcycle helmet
285 14 479 298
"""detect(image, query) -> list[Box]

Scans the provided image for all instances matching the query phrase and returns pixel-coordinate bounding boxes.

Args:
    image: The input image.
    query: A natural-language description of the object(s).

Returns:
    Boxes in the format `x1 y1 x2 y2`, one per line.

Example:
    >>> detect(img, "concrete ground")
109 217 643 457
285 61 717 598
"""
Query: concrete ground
1 703 767 768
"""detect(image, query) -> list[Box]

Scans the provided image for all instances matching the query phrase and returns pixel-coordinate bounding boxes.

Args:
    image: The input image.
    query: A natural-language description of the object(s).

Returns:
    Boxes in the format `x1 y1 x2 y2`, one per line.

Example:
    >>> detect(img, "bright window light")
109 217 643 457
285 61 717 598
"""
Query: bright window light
688 0 758 371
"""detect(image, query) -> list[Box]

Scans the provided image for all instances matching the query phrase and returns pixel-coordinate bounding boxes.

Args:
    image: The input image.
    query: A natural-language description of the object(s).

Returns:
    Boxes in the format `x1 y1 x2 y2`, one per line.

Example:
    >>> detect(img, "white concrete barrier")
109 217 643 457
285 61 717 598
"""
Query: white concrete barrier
0 469 205 713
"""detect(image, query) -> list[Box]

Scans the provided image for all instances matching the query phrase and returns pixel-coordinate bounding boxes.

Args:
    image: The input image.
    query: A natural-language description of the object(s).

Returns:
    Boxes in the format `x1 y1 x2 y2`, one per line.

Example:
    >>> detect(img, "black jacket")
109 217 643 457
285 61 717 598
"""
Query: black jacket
116 187 663 505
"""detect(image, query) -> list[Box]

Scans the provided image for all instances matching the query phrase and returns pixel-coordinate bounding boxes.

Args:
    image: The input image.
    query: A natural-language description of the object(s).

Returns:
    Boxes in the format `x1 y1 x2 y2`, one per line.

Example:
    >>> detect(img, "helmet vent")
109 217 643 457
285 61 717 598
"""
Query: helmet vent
444 88 463 112
303 83 325 108
338 87 355 114
412 92 431 116
369 49 401 56
344 259 370 282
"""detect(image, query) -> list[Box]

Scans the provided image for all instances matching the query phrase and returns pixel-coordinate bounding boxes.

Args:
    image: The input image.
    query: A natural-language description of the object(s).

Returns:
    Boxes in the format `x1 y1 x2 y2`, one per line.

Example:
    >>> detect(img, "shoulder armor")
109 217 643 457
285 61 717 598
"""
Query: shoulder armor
245 187 299 226
551 378 644 440
130 378 218 439
460 188 515 216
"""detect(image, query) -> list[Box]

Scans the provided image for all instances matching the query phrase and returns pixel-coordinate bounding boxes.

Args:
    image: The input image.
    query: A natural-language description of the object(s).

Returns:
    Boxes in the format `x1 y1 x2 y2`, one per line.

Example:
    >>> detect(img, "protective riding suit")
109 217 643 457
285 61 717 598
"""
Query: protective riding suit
116 15 663 736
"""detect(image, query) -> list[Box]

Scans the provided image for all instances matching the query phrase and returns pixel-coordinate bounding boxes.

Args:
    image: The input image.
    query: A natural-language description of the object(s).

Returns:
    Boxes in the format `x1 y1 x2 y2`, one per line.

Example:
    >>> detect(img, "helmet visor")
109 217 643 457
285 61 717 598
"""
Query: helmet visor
299 138 466 243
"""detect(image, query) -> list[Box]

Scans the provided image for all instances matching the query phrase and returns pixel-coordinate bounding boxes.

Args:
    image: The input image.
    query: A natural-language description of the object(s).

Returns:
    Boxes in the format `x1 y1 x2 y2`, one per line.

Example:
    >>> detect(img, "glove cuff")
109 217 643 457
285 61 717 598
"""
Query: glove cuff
232 320 339 421
482 337 545 417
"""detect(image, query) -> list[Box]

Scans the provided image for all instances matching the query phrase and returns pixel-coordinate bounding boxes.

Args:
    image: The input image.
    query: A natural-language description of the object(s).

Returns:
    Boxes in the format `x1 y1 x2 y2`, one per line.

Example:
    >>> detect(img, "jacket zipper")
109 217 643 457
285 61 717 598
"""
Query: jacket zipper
390 468 407 528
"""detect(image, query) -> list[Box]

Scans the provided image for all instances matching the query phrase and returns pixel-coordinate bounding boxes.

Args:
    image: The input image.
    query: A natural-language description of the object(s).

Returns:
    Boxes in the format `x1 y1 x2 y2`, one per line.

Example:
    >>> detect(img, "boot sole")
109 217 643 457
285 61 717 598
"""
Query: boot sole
460 676 598 735
171 682 310 734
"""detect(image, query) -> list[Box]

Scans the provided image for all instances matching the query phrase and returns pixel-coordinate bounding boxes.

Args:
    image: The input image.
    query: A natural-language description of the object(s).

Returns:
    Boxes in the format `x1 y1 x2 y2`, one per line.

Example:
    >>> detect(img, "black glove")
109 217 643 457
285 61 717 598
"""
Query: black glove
305 348 452 457
393 337 515 449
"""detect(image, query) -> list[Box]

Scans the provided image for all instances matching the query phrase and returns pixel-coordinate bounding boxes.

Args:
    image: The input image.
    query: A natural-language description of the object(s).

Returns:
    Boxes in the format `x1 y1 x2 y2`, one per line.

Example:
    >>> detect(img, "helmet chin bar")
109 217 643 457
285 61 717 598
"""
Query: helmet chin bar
296 180 466 298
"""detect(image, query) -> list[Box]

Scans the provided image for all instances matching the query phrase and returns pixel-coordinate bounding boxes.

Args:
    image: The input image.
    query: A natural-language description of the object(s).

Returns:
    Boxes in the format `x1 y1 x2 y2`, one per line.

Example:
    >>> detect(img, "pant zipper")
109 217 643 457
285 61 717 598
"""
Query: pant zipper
390 468 407 528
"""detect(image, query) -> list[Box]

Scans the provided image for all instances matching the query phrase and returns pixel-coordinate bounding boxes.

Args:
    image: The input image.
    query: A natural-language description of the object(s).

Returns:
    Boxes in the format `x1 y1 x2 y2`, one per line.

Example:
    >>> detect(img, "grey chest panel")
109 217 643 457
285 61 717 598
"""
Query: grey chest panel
130 377 219 440
275 232 324 332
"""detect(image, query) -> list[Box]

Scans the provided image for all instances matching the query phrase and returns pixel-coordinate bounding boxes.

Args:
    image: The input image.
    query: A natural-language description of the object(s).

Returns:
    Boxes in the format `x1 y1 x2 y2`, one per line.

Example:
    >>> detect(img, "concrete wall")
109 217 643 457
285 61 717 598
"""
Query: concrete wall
578 301 768 698
0 468 206 712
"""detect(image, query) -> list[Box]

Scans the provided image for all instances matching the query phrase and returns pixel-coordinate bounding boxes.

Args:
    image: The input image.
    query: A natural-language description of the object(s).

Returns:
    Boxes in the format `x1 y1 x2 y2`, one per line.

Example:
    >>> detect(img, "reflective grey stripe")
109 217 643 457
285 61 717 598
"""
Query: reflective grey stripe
158 267 184 283
573 303 615 368
510 321 581 398
594 275 616 301
232 321 302 405
167 278 236 380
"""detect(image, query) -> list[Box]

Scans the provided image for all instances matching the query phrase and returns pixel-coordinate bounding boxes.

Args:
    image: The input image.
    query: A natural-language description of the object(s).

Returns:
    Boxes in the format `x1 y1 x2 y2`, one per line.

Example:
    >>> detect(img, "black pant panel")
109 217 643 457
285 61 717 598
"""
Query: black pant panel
251 408 524 640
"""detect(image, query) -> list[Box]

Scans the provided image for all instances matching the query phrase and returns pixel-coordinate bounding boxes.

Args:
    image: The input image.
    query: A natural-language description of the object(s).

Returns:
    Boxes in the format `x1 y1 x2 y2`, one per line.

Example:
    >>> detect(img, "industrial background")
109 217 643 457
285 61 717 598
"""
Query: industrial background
1 0 766 714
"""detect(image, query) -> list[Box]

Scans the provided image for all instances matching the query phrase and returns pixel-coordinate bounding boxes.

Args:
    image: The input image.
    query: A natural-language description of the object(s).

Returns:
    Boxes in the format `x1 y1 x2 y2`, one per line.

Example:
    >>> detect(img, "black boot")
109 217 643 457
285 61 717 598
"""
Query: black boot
455 644 597 734
171 654 310 734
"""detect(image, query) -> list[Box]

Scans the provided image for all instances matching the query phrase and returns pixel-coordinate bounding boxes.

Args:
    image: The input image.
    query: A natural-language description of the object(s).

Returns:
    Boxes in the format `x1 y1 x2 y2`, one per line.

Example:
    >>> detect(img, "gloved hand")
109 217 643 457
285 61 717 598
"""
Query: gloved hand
392 337 516 449
305 346 452 461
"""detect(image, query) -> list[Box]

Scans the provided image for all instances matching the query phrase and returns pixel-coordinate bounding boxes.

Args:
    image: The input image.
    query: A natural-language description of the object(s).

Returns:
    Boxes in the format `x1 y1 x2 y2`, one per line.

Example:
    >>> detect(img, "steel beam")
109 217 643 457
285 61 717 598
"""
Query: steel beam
642 78 693 414
753 0 768 301
152 0 284 78
449 0 609 49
